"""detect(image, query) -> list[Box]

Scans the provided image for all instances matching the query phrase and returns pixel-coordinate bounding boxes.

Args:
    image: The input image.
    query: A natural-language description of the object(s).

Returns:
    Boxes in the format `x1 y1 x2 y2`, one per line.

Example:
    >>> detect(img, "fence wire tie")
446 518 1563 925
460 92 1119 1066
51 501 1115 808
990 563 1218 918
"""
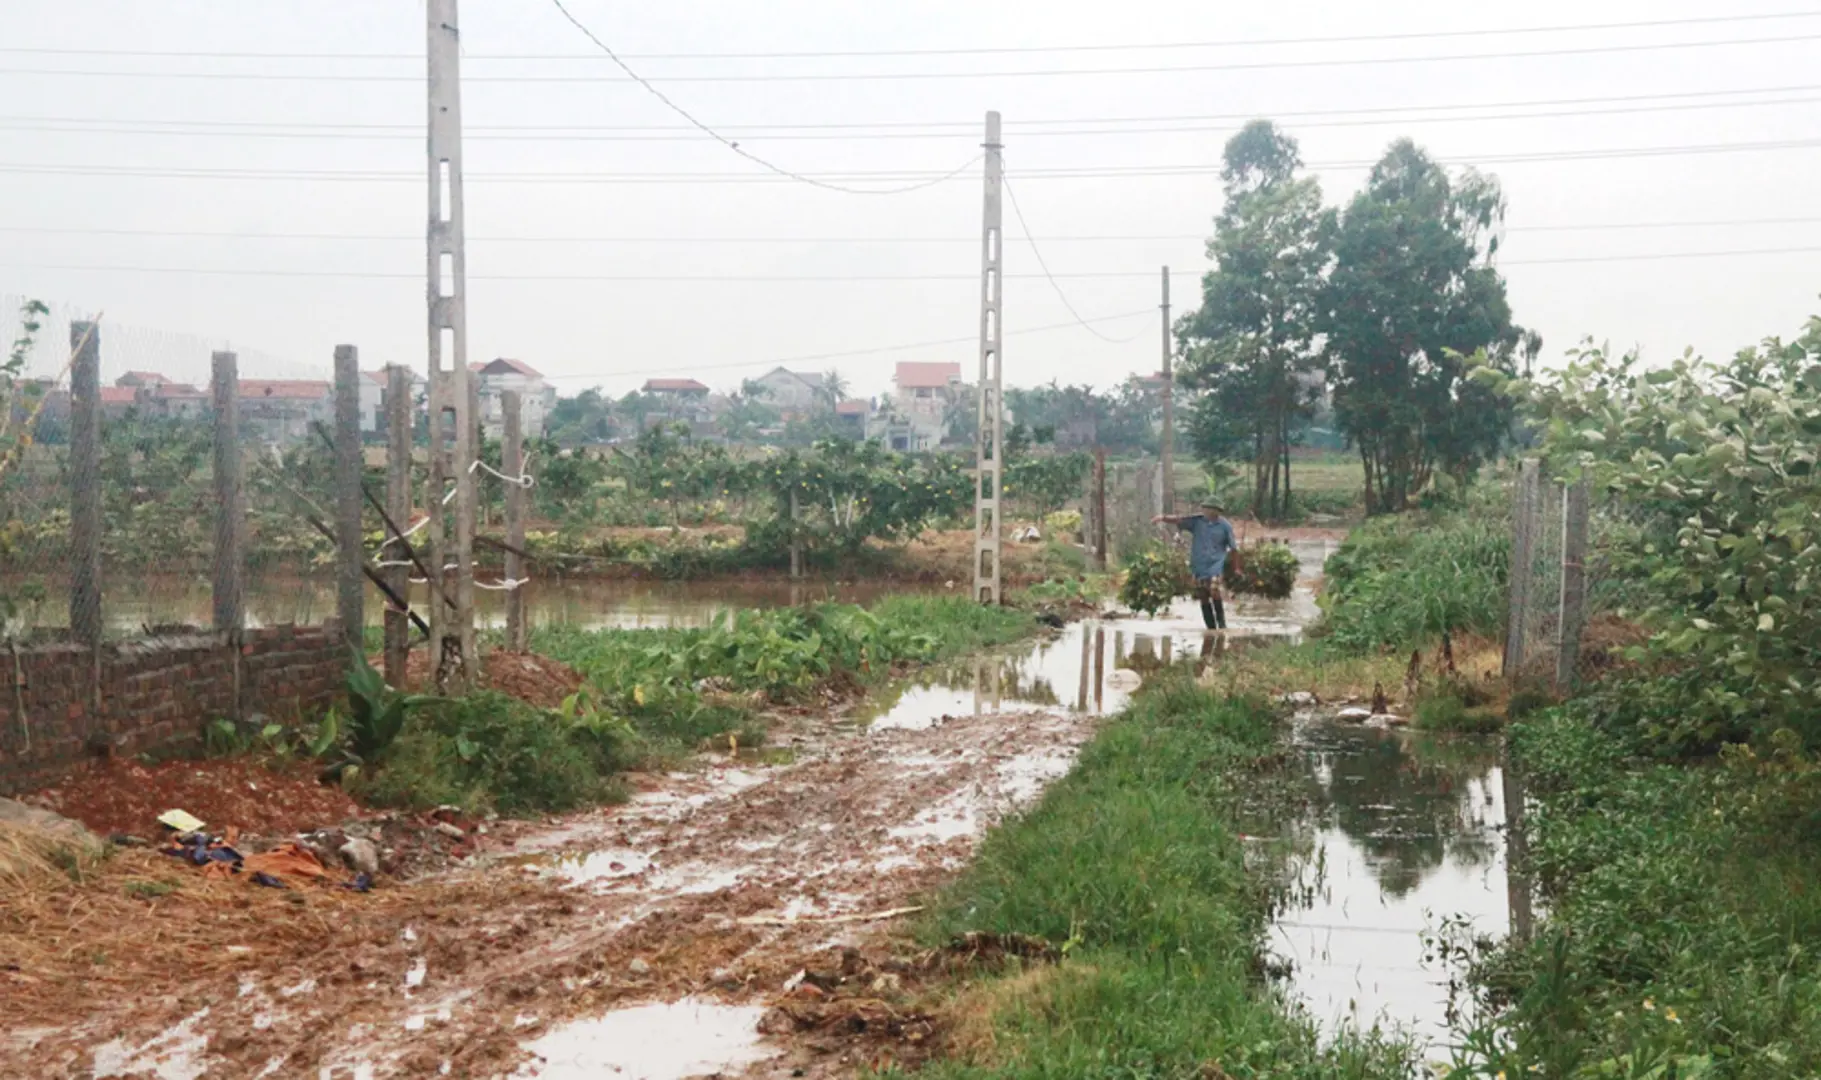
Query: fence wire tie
469 456 536 489
473 577 531 591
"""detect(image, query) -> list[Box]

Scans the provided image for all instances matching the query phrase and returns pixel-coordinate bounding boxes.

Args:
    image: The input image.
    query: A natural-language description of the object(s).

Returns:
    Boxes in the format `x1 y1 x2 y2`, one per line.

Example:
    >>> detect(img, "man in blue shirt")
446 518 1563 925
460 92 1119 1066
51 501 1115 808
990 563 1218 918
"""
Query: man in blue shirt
1152 497 1238 629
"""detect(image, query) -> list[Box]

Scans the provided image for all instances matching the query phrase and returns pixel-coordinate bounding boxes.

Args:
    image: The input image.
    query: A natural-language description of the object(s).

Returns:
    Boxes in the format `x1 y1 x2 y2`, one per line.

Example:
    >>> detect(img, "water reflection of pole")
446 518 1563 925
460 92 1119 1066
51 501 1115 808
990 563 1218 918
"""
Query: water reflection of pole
1162 635 1173 665
1076 625 1091 711
973 658 985 717
1199 631 1219 674
1501 755 1535 943
1114 630 1125 665
1093 626 1105 713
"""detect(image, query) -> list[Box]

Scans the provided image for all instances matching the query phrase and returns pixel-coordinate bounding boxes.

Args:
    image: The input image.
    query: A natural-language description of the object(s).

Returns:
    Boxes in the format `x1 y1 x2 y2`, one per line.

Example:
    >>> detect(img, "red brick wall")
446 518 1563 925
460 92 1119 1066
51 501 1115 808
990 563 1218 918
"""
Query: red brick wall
0 624 346 795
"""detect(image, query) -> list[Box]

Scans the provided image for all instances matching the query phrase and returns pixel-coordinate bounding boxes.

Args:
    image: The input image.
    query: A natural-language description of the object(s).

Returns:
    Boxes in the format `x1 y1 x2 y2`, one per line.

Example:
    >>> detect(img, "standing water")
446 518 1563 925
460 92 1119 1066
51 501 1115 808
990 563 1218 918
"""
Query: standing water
1270 717 1515 1057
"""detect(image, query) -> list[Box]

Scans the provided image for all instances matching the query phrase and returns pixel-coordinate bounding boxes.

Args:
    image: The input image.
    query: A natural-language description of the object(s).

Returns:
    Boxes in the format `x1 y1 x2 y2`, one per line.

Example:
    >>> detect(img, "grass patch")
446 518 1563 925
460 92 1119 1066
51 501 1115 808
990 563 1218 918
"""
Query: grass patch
1315 488 1510 653
904 672 1414 1078
1450 697 1821 1078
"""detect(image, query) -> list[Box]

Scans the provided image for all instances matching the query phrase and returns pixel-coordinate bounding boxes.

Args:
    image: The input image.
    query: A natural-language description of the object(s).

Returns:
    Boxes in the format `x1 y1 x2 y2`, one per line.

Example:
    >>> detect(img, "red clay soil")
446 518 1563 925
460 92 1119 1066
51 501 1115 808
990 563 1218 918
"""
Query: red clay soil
399 649 584 709
25 757 363 841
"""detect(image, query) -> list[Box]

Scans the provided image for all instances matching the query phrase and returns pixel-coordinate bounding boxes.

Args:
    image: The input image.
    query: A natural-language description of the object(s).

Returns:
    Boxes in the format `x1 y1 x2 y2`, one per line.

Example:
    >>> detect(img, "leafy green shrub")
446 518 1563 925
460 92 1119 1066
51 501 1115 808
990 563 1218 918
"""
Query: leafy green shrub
1494 315 1821 750
1044 508 1083 537
1118 549 1188 616
355 691 634 815
1223 541 1299 598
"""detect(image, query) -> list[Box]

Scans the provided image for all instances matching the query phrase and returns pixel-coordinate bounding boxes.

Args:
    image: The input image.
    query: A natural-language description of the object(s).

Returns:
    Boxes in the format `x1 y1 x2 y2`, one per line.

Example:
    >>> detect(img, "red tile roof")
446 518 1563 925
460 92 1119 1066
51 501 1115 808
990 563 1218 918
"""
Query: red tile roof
644 378 710 393
477 357 542 378
894 361 962 389
239 379 331 401
835 398 871 416
99 387 139 406
153 383 206 399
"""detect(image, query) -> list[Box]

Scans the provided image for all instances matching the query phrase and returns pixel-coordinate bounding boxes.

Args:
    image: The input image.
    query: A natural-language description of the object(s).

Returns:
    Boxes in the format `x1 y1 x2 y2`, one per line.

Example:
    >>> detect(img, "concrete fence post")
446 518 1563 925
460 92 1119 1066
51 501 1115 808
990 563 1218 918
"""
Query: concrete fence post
68 321 102 651
211 351 245 635
383 364 413 686
1502 459 1539 679
333 346 364 653
1555 476 1591 691
502 389 527 651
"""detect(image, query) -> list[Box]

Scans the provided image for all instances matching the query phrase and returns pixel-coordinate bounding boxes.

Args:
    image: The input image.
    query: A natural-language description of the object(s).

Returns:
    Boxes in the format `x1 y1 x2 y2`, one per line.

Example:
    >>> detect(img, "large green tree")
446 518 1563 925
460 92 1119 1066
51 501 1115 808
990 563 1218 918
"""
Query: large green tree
1178 120 1333 520
1320 139 1529 514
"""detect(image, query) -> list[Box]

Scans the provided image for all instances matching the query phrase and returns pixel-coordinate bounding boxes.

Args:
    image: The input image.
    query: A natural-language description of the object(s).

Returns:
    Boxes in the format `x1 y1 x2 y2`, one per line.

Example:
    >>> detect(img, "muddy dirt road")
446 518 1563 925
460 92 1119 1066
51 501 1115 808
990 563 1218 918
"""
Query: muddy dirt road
14 661 1104 1078
8 558 1330 1079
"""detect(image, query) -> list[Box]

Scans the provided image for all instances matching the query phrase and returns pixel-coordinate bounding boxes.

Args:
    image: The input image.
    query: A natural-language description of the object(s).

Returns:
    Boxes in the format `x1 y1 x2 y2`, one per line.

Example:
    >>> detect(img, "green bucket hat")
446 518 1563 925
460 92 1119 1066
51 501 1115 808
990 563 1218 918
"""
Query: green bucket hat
1199 496 1224 512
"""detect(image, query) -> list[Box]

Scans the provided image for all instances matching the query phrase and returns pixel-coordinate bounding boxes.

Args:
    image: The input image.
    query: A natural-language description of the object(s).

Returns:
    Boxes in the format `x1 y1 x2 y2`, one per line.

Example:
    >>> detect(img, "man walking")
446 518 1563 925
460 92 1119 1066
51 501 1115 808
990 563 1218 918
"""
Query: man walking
1152 497 1238 629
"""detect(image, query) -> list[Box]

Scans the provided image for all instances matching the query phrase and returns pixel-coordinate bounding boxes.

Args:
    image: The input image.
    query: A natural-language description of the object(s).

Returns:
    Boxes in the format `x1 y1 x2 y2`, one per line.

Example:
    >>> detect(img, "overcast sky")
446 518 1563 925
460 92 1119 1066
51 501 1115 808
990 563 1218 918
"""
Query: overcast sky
1 1 1817 398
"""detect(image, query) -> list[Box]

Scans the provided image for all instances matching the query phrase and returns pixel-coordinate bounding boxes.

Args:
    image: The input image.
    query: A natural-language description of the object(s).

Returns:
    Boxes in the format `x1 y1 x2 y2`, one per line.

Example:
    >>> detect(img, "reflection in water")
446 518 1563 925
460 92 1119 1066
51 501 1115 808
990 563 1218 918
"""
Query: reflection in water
855 586 1298 731
1271 716 1514 1056
1 575 939 634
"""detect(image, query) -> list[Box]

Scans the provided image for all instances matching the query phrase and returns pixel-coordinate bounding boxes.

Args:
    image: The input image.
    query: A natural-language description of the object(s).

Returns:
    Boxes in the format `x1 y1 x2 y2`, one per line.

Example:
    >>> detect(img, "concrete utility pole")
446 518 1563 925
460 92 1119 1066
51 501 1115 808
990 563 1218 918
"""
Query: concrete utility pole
427 0 478 690
1159 265 1175 516
972 110 1005 605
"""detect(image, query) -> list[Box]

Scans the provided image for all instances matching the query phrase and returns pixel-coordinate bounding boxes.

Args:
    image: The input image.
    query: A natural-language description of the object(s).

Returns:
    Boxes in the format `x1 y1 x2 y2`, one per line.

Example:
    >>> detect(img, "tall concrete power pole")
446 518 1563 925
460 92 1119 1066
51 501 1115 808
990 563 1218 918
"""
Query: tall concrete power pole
972 111 1005 605
427 0 478 690
1159 265 1175 516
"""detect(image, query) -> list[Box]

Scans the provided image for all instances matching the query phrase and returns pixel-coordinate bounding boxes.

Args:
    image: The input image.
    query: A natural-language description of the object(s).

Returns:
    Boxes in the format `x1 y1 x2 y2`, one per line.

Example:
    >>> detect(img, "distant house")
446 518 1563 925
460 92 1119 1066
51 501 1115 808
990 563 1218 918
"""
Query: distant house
102 371 208 422
239 380 333 444
98 386 139 422
748 367 827 419
641 377 715 429
642 378 710 399
472 358 557 439
886 361 963 449
834 398 872 436
361 368 428 435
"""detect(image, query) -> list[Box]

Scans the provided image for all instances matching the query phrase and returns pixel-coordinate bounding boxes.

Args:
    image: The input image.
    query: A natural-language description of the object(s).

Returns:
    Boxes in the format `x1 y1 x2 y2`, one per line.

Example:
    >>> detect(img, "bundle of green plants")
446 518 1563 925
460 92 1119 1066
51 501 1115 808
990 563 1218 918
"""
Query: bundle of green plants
354 690 635 815
1223 541 1300 599
1118 548 1188 616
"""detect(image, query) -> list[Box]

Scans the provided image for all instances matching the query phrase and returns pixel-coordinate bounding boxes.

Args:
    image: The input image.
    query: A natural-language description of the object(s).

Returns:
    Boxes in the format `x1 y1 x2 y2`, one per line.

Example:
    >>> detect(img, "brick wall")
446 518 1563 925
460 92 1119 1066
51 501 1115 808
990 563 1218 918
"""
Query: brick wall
0 624 346 795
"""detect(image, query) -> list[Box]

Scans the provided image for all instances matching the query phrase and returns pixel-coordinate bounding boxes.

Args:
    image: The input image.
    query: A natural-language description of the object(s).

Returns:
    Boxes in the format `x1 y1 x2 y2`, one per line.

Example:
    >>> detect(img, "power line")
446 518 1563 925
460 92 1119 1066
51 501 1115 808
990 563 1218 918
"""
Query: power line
5 32 1819 83
1003 174 1149 344
543 0 977 196
6 10 1818 61
9 217 1816 244
541 309 1159 382
6 81 1813 134
3 137 1816 185
10 246 1820 284
9 92 1819 144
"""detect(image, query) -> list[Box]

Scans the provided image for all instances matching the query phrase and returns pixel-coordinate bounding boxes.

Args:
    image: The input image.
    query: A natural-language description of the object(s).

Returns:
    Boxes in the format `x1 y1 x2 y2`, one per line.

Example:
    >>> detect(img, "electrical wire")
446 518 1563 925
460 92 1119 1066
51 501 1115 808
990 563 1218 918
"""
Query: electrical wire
7 216 1816 244
5 29 1819 80
1003 174 1150 344
5 80 1816 134
7 10 1820 60
543 0 978 196
9 90 1819 143
3 137 1816 184
10 246 1819 284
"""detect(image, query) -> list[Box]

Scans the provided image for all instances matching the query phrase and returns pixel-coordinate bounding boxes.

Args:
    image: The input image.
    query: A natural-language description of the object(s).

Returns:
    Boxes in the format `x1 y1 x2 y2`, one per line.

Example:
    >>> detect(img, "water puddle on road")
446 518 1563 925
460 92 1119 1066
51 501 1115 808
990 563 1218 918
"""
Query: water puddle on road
515 999 776 1079
1268 714 1523 1059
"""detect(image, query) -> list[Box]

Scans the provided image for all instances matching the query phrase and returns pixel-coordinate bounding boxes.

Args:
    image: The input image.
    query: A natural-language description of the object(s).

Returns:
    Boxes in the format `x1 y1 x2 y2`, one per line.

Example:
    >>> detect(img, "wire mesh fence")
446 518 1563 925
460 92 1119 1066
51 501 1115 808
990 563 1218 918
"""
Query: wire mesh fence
1503 459 1595 688
0 297 398 640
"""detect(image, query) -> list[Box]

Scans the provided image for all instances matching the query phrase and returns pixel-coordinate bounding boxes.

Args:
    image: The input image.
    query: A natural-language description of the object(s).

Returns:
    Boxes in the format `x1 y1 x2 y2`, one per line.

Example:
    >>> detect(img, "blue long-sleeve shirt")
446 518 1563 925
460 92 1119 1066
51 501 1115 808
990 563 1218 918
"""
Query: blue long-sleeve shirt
1177 515 1237 579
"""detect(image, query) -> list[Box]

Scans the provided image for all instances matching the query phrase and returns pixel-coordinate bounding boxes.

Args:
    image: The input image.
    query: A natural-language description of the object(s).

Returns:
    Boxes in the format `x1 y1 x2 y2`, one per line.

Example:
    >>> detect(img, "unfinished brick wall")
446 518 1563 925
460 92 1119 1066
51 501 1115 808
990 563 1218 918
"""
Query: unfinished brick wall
0 624 345 795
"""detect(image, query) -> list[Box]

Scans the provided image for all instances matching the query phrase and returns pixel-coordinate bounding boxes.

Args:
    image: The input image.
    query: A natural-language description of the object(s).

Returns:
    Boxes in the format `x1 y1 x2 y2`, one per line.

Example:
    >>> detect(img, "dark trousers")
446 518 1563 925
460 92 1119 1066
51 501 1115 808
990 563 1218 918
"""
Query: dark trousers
1193 578 1226 629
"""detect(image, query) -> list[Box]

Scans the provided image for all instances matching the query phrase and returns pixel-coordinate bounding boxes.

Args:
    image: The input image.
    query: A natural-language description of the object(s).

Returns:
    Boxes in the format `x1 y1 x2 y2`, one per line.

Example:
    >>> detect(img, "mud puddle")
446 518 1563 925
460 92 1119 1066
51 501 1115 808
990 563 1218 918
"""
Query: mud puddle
516 999 776 1079
1269 714 1521 1059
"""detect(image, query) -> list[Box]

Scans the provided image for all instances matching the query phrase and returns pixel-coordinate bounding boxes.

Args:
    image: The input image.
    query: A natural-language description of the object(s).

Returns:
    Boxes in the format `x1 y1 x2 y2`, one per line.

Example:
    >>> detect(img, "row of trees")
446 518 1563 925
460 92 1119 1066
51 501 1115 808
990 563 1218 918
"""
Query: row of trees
1179 121 1541 516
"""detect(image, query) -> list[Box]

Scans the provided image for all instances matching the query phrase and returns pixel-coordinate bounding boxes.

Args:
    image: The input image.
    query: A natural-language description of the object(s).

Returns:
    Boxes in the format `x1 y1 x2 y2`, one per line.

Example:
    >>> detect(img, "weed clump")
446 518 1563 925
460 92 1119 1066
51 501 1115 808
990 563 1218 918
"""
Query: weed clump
1224 540 1300 599
1117 549 1188 616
